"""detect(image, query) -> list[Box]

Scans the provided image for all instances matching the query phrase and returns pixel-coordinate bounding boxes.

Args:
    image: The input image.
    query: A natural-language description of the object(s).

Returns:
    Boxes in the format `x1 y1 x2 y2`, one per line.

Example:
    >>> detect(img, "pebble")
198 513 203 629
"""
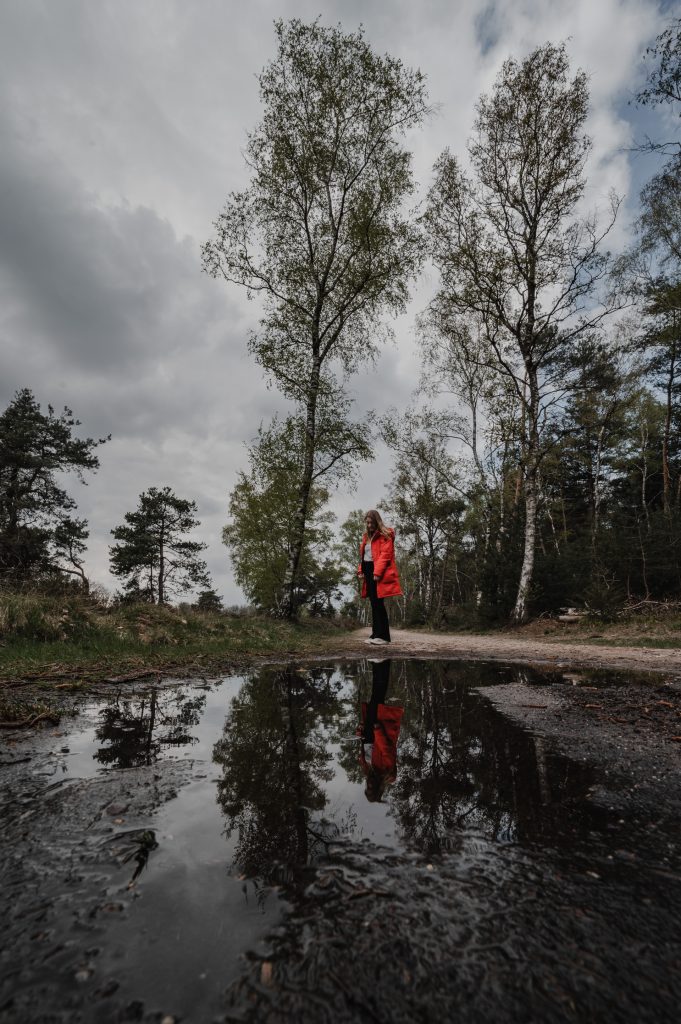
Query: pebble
105 803 129 816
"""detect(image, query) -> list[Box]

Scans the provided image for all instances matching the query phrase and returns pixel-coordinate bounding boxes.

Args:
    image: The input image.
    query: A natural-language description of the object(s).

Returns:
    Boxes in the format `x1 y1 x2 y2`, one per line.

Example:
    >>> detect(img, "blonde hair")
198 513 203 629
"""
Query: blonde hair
365 509 392 539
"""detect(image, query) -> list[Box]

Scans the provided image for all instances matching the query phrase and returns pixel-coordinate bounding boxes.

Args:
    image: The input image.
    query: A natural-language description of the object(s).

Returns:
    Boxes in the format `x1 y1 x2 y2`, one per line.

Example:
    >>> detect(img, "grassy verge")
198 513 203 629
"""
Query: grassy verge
497 612 681 649
0 593 348 690
398 607 681 649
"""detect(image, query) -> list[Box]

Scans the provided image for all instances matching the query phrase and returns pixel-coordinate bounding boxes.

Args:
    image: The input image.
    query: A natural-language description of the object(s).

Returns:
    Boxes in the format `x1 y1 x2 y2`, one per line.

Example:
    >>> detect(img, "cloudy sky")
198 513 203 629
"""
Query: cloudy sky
0 0 676 604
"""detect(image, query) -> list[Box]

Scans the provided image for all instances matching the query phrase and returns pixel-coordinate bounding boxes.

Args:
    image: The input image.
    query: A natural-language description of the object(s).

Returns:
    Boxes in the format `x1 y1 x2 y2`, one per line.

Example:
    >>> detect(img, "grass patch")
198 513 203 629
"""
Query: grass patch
0 592 348 683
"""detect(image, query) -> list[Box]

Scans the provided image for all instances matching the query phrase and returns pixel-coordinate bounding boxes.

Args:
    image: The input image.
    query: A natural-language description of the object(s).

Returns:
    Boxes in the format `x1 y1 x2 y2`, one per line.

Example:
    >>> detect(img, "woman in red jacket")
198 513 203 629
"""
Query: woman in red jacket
357 509 402 645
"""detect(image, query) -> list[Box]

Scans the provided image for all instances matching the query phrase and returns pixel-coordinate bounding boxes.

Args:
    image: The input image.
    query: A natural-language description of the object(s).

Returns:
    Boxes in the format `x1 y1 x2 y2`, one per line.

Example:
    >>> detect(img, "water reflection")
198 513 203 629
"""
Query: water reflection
212 668 352 892
94 688 205 768
391 662 600 856
213 661 604 880
357 659 403 803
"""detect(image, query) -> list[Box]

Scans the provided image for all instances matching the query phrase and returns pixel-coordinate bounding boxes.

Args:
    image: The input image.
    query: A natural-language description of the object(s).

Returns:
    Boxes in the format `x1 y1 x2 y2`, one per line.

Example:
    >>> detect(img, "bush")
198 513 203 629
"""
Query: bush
578 570 626 622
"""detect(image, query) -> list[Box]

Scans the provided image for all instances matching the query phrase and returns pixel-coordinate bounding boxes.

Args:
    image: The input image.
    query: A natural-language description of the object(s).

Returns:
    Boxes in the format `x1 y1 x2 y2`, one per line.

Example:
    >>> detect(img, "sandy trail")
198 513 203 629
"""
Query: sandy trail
335 627 681 675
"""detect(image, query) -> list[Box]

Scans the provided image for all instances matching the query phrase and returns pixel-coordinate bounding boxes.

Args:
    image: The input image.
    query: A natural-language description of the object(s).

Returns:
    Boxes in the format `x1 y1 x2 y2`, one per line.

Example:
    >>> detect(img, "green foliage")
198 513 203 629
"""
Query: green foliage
110 486 210 604
636 17 681 132
195 589 224 613
224 417 342 615
577 570 627 622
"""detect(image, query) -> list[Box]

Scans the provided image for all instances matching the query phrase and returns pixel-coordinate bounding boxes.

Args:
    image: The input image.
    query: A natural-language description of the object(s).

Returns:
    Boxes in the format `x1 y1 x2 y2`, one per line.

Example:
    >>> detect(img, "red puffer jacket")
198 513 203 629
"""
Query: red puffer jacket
358 529 403 599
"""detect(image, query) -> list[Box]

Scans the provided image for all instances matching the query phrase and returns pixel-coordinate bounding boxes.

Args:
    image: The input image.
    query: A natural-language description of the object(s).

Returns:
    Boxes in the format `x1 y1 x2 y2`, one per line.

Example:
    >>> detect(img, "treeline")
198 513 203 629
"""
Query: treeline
216 18 681 625
0 388 220 609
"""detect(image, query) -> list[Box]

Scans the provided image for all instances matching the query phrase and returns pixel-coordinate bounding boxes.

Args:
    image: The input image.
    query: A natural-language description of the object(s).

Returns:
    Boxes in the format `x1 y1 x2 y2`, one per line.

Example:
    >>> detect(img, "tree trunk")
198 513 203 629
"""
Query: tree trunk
591 425 606 555
281 674 309 866
640 423 651 534
512 458 537 624
662 329 676 516
512 367 539 625
280 356 320 618
158 529 165 605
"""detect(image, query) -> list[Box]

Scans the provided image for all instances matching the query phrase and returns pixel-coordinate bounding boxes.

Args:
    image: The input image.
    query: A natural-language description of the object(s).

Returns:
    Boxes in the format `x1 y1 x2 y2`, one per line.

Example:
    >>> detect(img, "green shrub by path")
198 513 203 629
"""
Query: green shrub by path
0 591 349 682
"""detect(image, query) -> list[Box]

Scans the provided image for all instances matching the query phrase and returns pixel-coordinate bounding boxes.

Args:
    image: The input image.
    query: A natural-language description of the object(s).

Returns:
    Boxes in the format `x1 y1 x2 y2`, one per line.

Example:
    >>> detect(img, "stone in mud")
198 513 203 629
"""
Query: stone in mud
105 802 129 816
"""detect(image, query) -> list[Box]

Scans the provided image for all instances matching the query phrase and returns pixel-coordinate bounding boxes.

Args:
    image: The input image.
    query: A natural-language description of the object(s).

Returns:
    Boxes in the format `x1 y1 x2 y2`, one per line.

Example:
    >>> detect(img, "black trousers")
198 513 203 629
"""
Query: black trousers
362 660 392 742
363 560 391 642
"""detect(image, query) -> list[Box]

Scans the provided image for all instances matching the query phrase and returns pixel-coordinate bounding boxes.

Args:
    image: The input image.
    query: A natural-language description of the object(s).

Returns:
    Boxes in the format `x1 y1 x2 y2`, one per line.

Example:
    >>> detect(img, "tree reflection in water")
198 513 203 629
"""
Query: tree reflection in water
389 662 599 856
212 667 351 893
94 688 206 768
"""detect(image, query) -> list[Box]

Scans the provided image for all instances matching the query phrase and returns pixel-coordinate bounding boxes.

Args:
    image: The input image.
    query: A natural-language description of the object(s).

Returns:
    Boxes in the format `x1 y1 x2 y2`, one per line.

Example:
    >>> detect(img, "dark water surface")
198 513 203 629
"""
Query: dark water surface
1 658 679 1023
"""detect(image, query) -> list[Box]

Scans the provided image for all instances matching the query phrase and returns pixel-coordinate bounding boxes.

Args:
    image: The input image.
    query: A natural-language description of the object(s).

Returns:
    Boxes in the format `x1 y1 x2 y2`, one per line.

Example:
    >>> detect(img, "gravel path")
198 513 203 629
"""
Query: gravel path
334 628 681 675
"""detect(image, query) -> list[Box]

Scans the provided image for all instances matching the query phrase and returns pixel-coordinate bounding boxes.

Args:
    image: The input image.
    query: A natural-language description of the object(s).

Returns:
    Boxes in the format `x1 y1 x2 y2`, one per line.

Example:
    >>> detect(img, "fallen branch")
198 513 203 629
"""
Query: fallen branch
101 669 163 684
0 711 60 729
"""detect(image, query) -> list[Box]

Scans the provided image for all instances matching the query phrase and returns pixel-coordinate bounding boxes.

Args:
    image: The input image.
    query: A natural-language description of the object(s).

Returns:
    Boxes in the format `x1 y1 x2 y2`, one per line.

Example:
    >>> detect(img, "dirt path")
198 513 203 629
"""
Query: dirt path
336 628 681 675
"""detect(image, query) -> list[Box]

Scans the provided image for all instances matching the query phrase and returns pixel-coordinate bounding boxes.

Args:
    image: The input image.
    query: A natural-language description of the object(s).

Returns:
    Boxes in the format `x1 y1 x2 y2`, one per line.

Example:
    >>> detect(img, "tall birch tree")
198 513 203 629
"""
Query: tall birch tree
203 19 428 618
425 43 618 622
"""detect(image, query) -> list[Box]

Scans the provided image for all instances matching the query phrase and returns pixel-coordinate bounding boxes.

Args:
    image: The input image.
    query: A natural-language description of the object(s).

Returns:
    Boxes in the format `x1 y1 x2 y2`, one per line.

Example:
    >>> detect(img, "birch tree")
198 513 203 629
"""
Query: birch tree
203 19 428 618
425 43 618 622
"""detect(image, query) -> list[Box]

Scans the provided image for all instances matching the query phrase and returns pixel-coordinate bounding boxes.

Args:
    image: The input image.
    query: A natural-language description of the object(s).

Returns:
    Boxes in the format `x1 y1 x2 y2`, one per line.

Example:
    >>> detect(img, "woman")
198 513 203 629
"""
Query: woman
357 509 402 645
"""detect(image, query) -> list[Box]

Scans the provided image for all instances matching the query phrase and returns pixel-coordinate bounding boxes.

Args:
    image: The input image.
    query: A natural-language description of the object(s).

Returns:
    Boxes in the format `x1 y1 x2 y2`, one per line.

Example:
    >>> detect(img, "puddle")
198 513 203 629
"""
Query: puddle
1 658 680 1023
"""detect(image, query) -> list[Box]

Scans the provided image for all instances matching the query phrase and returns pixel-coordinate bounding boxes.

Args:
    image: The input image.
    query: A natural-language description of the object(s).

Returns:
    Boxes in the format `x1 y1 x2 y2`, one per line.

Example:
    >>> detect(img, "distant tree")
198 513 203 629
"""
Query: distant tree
425 43 618 622
381 410 466 625
0 388 106 580
615 155 681 514
95 689 205 769
637 281 681 513
52 517 90 592
195 588 224 613
203 19 428 618
110 487 210 604
224 417 341 614
333 509 366 620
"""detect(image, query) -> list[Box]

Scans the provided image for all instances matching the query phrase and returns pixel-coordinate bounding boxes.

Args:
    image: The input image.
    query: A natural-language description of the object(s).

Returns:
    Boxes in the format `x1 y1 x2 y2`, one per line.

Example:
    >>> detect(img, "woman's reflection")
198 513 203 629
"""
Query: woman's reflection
357 659 403 802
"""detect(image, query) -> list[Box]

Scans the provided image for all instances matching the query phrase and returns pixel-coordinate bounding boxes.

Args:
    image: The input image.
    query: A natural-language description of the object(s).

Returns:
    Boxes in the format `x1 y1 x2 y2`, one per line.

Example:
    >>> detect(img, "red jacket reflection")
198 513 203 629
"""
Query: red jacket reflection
359 701 404 783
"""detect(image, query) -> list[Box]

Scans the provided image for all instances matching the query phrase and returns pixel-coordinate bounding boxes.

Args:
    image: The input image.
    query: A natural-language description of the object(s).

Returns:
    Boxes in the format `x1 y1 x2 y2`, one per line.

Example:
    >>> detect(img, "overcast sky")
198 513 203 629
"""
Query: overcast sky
0 0 676 604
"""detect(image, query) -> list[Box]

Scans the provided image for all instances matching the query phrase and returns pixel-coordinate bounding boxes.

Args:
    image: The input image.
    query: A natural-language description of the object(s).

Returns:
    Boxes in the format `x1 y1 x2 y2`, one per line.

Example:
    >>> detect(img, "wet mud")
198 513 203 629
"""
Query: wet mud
1 660 680 1023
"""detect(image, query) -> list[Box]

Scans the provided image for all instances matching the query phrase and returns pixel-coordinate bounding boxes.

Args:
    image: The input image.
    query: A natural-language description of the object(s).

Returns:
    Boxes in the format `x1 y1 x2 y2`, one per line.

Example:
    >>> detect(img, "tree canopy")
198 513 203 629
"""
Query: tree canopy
0 388 107 582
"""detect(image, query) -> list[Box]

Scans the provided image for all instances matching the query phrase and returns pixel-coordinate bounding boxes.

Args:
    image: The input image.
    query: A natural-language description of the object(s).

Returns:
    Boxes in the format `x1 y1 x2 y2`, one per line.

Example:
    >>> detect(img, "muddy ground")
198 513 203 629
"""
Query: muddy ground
1 640 680 1023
